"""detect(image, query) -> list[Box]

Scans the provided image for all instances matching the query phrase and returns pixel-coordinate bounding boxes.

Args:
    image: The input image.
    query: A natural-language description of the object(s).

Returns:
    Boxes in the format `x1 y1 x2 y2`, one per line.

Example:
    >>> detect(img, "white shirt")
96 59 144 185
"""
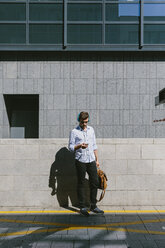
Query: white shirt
68 125 97 163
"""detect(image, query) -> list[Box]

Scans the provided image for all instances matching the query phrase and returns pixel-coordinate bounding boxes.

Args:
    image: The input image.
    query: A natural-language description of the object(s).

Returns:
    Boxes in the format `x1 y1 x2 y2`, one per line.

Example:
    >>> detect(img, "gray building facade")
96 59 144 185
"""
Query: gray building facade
0 0 165 139
0 52 164 139
1 1 165 209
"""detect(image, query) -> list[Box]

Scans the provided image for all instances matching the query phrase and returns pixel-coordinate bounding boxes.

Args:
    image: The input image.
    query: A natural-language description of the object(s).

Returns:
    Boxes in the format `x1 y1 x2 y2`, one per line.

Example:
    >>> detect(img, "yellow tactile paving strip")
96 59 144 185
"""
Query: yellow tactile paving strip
0 210 165 237
0 209 165 214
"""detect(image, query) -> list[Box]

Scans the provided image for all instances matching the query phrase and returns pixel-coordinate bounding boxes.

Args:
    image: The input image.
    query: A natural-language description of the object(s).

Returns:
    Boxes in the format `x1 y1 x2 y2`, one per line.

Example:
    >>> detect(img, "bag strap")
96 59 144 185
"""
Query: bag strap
97 188 106 202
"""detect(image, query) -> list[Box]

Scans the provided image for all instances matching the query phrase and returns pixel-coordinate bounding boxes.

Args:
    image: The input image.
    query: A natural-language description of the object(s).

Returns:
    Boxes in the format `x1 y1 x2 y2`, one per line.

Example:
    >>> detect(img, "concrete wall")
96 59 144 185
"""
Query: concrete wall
0 138 165 209
0 52 165 138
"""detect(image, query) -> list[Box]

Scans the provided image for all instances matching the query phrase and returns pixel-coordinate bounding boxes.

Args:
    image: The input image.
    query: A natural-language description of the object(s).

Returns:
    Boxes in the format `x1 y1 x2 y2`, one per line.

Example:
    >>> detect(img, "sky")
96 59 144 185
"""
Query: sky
119 3 165 16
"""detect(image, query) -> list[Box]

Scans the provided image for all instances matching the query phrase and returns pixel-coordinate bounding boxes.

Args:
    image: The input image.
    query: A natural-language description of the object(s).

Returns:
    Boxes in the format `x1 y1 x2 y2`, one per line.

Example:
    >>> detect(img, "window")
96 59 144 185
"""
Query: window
29 3 63 21
29 24 62 44
144 3 165 21
68 25 102 44
106 24 139 44
144 25 165 44
0 0 165 50
0 3 26 21
106 3 139 21
68 4 102 21
0 24 26 44
4 95 39 138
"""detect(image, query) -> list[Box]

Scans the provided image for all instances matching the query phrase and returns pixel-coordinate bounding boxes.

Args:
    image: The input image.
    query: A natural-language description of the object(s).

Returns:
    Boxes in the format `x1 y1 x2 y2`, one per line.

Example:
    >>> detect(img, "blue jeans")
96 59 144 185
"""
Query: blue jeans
75 160 99 208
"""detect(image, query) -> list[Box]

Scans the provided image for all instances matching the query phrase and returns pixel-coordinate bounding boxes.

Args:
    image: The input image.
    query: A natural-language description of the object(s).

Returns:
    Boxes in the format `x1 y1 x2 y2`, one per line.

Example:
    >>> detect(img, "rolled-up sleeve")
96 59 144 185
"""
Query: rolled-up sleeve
68 130 75 152
92 129 97 151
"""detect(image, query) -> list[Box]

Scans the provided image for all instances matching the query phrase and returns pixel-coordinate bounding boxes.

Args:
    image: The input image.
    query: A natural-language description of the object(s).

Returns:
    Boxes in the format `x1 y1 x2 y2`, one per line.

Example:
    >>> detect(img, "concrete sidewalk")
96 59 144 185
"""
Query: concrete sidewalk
0 207 165 248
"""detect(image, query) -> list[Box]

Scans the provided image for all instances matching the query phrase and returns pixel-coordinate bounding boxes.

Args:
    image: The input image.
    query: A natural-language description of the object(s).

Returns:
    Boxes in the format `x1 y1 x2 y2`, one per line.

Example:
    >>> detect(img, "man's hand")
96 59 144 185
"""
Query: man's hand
74 143 88 150
96 160 100 168
81 143 88 149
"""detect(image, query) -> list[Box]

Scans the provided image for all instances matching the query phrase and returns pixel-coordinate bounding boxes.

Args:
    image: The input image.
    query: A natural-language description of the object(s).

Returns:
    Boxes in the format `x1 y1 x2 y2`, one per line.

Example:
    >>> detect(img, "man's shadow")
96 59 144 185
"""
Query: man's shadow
49 147 90 209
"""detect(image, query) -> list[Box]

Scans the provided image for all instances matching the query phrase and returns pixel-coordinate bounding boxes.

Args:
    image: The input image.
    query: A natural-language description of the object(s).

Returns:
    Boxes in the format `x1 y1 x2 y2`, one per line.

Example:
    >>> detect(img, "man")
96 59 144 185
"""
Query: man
68 111 104 216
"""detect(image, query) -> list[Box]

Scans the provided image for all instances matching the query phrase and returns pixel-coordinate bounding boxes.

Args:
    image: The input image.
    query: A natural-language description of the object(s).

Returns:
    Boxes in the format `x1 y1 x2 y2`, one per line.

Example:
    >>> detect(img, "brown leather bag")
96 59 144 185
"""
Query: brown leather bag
97 169 108 202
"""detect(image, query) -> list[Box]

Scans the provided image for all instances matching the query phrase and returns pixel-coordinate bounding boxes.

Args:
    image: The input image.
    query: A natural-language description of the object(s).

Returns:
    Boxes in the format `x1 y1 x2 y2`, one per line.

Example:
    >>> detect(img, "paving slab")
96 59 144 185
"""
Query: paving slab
0 209 165 248
89 240 105 248
51 240 74 248
155 240 165 248
35 241 52 248
74 240 90 248
105 240 128 248
139 240 159 248
126 239 144 248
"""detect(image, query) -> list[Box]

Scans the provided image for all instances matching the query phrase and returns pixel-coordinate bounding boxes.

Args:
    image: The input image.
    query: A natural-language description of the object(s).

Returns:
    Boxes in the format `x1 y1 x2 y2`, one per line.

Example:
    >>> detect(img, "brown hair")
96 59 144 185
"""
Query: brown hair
78 111 89 122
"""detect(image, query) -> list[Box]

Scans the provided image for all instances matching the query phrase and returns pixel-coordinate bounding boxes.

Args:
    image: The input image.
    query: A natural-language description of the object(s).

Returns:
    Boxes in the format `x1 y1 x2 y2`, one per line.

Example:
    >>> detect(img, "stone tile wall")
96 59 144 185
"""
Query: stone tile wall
0 138 165 208
0 52 165 138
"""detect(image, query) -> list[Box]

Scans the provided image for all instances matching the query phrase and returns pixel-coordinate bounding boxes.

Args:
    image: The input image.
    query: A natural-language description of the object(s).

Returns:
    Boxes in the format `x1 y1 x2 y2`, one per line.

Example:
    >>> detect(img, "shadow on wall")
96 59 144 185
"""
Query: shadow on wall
48 147 90 208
